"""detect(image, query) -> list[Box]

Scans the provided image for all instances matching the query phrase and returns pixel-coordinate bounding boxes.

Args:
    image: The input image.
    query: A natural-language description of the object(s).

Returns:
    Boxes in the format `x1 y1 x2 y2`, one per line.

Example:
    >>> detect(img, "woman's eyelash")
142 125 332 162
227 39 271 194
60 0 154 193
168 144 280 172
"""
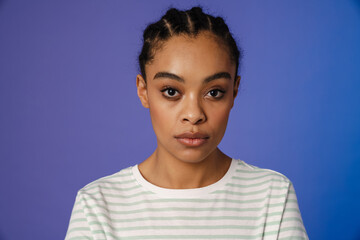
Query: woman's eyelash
160 87 225 99
160 87 180 98
207 89 226 98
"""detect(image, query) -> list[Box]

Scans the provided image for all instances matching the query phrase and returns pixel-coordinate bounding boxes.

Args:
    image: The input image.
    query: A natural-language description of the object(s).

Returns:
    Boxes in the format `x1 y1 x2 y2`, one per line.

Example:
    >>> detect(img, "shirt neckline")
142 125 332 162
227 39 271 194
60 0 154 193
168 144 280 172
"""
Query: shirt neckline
132 158 237 198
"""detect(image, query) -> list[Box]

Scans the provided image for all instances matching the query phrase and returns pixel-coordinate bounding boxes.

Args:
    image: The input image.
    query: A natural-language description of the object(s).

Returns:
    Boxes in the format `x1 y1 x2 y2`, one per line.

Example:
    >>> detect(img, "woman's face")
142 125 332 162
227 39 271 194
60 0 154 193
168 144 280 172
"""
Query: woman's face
137 32 240 164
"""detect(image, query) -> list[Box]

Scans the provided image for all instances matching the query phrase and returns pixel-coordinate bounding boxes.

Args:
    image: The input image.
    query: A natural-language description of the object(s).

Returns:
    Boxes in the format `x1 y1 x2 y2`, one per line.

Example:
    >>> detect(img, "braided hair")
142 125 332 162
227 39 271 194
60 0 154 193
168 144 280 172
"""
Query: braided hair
138 7 242 81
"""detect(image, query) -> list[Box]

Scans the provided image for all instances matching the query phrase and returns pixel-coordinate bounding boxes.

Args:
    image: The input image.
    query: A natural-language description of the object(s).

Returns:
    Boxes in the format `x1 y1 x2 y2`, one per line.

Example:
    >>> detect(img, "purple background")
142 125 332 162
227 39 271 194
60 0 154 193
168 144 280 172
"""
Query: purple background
1 0 360 239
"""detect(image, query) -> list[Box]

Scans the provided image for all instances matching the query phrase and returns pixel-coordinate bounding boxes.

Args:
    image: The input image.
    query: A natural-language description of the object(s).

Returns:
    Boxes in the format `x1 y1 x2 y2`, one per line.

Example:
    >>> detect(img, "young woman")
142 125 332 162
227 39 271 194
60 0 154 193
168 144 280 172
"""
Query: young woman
65 7 308 240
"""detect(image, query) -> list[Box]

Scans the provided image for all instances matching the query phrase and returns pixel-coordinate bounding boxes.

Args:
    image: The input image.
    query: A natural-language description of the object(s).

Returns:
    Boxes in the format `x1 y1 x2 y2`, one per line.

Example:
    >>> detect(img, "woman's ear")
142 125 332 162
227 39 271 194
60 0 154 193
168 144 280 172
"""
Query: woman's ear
234 76 241 98
231 76 241 108
136 74 149 108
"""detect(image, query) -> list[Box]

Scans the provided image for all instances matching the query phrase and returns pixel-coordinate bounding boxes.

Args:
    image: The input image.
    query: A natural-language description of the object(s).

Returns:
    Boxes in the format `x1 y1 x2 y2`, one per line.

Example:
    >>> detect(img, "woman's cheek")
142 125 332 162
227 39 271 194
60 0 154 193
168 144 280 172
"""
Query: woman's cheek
150 100 174 127
212 106 232 131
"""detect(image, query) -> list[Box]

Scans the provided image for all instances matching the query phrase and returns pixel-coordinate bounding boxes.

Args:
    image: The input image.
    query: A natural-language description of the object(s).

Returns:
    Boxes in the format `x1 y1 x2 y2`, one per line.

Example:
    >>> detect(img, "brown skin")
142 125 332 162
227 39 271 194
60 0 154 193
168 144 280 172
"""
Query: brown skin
136 32 240 189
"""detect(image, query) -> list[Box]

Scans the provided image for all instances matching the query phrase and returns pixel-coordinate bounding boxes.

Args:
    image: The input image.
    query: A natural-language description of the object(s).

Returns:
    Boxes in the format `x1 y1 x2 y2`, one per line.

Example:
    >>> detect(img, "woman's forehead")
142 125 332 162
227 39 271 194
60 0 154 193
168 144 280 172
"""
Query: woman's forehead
146 33 235 79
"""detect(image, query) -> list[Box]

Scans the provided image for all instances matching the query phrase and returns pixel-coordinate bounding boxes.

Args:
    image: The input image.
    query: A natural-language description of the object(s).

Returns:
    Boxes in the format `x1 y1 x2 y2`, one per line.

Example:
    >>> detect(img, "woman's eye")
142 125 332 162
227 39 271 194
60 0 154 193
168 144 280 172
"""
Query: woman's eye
161 88 180 98
207 89 225 98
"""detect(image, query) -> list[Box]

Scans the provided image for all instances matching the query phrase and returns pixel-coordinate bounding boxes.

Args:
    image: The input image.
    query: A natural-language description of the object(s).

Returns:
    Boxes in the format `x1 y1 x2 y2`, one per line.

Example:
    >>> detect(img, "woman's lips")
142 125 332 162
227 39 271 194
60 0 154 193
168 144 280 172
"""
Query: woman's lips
174 132 209 147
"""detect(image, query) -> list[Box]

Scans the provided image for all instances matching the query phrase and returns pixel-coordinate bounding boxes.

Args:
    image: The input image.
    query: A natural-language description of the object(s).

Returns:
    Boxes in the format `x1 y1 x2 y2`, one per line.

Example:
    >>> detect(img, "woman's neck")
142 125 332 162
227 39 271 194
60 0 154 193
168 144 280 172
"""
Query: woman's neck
138 148 232 189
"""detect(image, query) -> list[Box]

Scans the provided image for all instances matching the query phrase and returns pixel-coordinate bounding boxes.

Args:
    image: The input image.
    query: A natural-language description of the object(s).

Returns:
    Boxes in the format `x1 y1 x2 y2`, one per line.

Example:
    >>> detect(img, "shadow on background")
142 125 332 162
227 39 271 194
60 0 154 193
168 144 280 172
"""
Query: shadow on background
354 0 360 12
355 234 360 240
0 0 5 11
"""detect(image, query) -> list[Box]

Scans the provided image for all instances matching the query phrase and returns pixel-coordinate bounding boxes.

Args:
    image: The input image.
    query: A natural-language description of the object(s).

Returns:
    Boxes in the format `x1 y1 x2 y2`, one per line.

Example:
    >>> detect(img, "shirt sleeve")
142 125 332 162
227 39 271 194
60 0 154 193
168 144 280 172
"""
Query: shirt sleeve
278 182 309 240
65 192 93 240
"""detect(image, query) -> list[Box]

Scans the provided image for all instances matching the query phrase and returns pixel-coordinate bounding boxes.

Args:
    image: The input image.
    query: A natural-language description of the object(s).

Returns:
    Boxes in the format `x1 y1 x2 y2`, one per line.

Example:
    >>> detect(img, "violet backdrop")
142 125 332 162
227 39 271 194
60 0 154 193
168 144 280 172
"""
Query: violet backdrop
0 0 360 239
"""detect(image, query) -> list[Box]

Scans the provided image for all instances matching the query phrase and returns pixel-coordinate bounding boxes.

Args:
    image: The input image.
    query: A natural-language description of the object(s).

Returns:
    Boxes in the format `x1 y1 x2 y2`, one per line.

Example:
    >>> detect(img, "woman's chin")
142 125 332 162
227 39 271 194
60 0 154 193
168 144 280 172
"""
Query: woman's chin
170 148 220 165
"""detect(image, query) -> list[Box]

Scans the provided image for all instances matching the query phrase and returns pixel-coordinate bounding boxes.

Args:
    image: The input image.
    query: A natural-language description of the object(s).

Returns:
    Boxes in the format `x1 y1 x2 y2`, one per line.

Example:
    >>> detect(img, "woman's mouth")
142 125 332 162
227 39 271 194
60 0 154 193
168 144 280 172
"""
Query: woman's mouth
174 132 209 147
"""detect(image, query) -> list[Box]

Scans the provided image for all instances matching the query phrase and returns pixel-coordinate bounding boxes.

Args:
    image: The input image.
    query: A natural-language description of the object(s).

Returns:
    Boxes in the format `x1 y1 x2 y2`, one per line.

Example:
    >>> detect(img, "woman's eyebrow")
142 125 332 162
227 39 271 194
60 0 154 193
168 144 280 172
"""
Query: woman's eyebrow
153 72 184 82
204 72 232 83
153 71 231 83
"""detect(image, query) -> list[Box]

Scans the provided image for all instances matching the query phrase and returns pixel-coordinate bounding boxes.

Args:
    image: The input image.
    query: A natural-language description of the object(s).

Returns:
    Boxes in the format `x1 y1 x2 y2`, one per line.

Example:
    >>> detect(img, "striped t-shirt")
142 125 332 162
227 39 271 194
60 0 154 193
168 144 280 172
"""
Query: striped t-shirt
65 159 308 239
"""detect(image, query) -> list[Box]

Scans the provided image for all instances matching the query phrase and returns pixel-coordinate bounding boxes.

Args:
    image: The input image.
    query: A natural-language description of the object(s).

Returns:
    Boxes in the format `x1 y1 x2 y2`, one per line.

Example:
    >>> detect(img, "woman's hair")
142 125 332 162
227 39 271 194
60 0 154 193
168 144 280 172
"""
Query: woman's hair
138 6 242 81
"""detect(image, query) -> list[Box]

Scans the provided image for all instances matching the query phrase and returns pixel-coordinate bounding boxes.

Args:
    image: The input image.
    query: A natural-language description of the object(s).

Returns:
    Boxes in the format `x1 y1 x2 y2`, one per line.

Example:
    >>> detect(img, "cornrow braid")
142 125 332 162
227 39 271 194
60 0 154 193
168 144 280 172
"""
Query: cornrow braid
138 6 242 81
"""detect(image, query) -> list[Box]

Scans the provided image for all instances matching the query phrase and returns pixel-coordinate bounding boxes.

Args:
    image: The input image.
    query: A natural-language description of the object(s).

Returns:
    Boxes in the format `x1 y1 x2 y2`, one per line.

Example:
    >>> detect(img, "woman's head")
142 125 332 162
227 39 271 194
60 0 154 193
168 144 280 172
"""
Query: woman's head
136 7 241 164
138 7 242 81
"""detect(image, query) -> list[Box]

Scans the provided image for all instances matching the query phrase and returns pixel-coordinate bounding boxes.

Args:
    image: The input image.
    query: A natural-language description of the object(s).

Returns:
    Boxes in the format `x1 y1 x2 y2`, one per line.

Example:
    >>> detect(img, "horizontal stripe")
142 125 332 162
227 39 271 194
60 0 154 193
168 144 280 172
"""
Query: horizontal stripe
70 209 84 215
232 173 286 181
106 171 132 178
80 190 154 199
76 195 298 210
88 230 281 239
69 218 87 224
83 204 287 215
279 227 308 234
85 178 137 188
226 178 286 188
87 219 303 232
213 186 289 196
279 237 308 240
79 201 290 216
67 237 93 240
80 186 291 199
236 168 287 177
84 210 286 222
78 196 267 206
84 184 141 192
66 227 91 234
90 223 259 231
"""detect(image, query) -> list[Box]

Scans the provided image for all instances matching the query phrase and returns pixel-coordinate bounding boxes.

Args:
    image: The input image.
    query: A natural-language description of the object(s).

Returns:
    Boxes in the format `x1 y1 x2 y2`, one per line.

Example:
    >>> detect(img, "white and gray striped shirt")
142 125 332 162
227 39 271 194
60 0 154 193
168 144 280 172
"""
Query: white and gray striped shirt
65 159 308 240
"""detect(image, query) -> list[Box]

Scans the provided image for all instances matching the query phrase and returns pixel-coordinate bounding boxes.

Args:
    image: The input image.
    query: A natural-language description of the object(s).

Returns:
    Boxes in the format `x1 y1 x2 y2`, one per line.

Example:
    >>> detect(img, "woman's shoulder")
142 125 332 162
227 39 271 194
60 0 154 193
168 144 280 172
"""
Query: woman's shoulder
76 165 137 196
233 159 292 185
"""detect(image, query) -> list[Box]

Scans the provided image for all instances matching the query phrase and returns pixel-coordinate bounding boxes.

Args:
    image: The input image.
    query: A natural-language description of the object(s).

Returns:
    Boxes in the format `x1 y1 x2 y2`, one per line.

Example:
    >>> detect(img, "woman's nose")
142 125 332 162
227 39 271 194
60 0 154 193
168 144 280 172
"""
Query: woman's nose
181 96 206 125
